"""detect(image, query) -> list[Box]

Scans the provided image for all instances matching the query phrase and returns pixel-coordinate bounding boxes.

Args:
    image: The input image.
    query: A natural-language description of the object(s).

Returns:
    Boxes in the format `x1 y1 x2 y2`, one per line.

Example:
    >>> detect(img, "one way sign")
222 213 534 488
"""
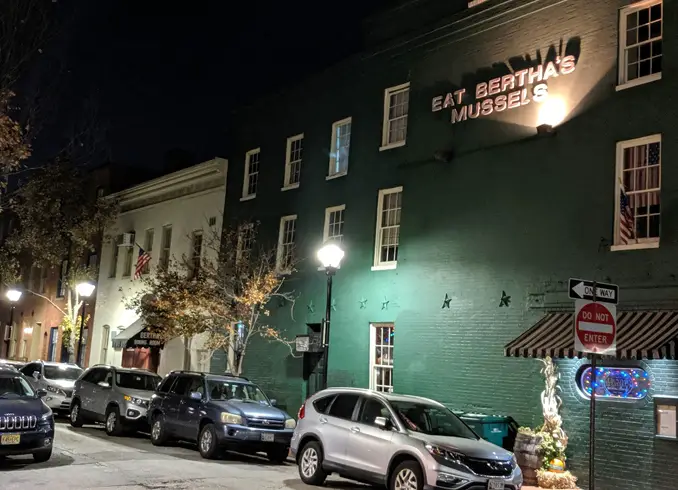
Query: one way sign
568 278 619 304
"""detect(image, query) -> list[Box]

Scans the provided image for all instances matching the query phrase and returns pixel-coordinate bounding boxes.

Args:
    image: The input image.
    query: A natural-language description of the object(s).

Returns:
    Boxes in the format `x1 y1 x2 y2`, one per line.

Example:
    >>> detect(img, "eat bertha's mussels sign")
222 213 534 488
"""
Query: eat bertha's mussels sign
431 55 576 123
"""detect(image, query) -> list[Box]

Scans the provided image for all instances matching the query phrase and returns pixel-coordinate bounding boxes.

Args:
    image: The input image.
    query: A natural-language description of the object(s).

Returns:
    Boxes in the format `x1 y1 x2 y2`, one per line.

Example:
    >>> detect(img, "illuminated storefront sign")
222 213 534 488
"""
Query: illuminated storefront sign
431 55 576 124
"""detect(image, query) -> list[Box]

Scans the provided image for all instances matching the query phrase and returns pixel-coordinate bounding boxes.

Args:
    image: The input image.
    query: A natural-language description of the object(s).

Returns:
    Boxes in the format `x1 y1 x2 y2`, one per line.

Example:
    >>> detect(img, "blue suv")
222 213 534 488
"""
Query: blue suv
147 371 295 462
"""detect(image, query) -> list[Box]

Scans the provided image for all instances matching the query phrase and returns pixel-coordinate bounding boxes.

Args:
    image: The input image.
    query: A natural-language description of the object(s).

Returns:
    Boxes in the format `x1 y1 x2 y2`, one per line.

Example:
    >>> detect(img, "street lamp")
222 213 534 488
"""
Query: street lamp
317 243 345 390
75 282 96 367
4 289 22 359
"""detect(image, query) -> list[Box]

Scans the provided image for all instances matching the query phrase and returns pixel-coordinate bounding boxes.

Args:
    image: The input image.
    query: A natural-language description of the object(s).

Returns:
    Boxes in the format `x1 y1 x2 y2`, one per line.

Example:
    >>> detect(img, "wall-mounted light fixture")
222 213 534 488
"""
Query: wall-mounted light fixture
537 97 567 135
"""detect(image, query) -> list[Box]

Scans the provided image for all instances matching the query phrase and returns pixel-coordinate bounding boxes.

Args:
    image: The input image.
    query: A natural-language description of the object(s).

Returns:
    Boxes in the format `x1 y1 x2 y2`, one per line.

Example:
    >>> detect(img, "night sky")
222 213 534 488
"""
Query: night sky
39 0 391 172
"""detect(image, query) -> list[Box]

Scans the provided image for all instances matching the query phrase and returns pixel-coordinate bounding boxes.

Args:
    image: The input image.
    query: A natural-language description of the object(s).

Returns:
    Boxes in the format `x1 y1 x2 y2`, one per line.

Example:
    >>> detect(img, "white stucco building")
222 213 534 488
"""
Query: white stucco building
89 158 227 375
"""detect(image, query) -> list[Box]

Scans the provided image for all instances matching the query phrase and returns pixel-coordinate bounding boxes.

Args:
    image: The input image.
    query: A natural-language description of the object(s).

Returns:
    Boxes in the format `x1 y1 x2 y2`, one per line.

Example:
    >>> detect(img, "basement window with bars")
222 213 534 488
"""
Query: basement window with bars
370 323 394 393
618 0 662 89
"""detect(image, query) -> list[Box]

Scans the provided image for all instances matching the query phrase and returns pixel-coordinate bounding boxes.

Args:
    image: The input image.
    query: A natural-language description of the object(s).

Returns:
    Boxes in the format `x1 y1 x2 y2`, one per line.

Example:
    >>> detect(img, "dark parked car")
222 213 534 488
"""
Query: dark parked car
0 369 55 462
147 371 295 462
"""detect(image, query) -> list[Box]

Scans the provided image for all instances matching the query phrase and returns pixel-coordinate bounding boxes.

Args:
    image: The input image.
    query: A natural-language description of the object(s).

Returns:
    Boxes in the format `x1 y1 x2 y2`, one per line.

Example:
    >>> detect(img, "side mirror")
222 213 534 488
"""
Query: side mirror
32 371 41 380
374 417 392 430
269 399 277 406
189 391 203 401
98 381 111 389
37 389 47 398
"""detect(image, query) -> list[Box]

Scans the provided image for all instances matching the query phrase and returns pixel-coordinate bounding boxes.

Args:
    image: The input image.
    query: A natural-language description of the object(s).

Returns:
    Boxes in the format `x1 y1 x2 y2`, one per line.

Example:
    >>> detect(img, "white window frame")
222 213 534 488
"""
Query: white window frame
283 134 303 190
369 323 394 393
241 148 260 201
276 215 297 274
617 0 663 91
380 82 410 151
189 230 203 278
159 225 172 271
323 205 345 243
142 228 154 275
612 134 661 252
236 223 255 262
109 235 121 278
372 186 403 271
327 117 351 179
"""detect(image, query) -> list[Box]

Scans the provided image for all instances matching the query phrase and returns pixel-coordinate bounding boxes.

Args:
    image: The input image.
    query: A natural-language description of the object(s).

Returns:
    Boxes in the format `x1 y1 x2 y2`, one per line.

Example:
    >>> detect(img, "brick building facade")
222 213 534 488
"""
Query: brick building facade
216 1 676 488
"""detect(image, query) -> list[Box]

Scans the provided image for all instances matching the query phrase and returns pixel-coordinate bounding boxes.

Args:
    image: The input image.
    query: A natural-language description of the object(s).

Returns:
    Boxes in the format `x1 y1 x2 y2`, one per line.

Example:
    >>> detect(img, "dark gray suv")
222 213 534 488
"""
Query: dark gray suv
147 371 295 462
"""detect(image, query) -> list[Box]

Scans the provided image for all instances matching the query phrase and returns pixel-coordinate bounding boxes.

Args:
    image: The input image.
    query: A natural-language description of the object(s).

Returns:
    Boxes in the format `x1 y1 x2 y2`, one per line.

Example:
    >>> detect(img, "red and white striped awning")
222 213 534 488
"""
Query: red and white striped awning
504 310 678 359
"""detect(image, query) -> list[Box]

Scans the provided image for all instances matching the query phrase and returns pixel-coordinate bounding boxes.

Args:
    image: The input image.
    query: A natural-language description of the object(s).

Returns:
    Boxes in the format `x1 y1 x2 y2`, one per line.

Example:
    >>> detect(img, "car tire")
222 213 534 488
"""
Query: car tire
33 448 52 463
298 441 327 486
105 406 124 436
390 460 424 490
198 423 219 459
266 445 289 464
69 400 85 428
150 414 169 446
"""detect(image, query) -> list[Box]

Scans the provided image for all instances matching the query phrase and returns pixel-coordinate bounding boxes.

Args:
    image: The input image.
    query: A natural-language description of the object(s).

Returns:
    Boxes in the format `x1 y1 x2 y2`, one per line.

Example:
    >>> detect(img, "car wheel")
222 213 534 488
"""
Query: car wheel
198 423 219 459
150 414 169 446
69 400 84 428
390 460 424 490
266 445 288 464
33 448 52 463
298 441 327 486
105 406 124 436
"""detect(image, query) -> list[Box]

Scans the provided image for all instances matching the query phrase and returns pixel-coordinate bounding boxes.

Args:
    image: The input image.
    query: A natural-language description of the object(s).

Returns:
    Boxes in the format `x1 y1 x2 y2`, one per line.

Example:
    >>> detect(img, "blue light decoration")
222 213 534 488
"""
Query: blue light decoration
579 367 651 400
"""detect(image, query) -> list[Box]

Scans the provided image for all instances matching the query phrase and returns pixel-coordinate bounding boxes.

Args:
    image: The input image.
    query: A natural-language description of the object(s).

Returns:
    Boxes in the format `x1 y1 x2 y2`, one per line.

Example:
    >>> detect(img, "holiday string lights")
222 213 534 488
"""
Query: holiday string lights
581 367 651 399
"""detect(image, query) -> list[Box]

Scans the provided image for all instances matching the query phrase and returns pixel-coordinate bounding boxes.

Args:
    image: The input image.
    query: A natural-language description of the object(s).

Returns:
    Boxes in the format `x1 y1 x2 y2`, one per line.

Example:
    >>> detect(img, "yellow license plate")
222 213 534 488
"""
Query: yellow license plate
1 434 20 445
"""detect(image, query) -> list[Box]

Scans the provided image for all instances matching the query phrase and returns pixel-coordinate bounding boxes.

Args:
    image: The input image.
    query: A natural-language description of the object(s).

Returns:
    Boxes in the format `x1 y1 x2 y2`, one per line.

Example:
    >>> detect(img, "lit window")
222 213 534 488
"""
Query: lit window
329 118 351 178
577 366 650 400
381 83 410 149
276 215 297 274
284 134 303 189
373 187 403 269
324 205 345 243
613 134 661 250
242 149 260 199
370 323 394 393
618 1 662 88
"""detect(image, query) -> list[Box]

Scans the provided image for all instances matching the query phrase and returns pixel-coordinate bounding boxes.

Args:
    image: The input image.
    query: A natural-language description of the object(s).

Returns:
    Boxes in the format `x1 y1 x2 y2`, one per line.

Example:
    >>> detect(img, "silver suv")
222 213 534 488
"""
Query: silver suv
69 364 161 436
21 361 83 414
291 388 523 490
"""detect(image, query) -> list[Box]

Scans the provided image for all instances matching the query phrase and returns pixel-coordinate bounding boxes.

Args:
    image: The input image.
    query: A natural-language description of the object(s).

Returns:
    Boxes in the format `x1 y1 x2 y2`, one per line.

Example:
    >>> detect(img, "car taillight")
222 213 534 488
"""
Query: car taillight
298 402 305 420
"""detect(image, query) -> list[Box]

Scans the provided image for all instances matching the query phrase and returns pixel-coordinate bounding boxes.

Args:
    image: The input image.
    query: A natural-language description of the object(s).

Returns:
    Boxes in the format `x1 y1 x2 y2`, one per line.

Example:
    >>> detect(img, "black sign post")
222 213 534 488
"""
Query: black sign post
568 278 618 304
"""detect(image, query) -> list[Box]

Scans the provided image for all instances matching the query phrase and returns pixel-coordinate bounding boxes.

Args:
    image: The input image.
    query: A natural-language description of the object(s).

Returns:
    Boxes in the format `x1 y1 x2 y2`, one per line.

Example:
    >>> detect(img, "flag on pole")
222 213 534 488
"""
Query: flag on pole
134 246 151 279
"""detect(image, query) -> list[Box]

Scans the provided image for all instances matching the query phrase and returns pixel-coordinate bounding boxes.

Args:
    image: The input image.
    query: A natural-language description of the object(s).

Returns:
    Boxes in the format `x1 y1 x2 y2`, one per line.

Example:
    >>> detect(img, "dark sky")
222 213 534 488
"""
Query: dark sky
43 0 391 172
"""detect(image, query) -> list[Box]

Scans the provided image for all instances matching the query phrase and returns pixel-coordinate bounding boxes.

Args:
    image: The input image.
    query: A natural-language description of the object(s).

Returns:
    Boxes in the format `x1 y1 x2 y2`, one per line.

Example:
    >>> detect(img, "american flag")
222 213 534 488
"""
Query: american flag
134 246 151 279
619 185 635 244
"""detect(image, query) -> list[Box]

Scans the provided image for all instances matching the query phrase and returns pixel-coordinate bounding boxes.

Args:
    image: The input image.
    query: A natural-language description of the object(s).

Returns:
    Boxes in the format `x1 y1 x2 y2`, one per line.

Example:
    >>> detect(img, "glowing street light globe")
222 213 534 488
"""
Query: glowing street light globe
317 243 345 270
76 282 96 298
5 289 22 303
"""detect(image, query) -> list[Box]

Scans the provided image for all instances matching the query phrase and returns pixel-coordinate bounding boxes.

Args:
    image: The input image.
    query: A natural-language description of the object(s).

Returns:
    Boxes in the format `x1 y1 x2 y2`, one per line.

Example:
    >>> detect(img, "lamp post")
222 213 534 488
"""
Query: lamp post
317 243 345 390
75 282 96 367
5 289 22 358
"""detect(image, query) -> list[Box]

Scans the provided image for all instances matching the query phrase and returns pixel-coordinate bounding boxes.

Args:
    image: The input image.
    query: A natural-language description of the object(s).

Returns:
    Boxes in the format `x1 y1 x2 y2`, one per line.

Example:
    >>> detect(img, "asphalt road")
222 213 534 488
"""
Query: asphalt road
0 418 369 490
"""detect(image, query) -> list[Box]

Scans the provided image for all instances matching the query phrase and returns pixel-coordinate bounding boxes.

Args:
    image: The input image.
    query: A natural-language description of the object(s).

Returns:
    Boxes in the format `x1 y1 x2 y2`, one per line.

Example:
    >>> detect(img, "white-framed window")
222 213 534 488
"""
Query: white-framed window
369 323 394 393
142 228 154 275
159 225 172 271
109 235 122 278
613 134 661 251
3 324 12 341
101 325 110 364
197 349 211 372
324 205 345 243
242 148 260 200
189 230 203 278
236 223 255 262
381 83 410 150
122 235 134 277
276 215 297 273
373 187 403 270
283 134 303 189
328 118 351 178
618 1 662 89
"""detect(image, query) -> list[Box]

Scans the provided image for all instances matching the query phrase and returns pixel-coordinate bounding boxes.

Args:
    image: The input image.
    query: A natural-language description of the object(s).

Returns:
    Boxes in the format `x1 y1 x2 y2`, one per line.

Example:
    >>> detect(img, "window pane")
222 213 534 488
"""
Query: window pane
328 394 359 419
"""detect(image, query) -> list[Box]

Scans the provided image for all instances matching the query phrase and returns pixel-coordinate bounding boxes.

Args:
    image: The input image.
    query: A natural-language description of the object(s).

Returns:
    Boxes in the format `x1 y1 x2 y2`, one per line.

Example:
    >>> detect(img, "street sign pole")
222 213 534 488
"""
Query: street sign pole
589 282 597 490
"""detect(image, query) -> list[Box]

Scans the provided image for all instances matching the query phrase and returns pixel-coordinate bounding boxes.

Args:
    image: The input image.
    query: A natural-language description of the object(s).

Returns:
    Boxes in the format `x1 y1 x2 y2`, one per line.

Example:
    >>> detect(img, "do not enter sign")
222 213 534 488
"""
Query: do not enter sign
574 300 617 354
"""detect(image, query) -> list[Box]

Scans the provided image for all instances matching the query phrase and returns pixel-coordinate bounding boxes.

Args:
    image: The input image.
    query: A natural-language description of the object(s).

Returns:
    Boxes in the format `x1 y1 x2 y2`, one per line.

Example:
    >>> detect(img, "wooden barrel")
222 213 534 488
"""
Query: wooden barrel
513 432 542 486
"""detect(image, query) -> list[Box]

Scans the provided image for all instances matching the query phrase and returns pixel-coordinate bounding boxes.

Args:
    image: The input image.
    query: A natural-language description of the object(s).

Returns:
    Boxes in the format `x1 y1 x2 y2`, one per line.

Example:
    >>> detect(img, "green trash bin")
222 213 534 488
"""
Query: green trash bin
459 413 510 448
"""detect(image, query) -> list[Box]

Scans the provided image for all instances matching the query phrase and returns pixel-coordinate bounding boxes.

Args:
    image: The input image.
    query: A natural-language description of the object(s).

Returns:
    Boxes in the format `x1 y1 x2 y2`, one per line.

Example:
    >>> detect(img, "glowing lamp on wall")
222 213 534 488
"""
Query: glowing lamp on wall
537 97 567 135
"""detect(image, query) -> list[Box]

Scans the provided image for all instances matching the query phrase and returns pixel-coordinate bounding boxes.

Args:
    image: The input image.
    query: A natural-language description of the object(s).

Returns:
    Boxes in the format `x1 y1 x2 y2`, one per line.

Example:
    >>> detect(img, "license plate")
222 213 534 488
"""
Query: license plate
1 434 20 445
261 433 275 442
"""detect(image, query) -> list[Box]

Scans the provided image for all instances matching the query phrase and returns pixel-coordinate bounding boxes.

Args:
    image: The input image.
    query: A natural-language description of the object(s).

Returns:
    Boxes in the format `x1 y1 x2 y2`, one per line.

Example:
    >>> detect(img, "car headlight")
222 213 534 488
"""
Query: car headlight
123 395 148 407
425 444 469 470
45 385 66 396
39 411 54 426
221 412 242 425
511 453 518 468
284 418 296 429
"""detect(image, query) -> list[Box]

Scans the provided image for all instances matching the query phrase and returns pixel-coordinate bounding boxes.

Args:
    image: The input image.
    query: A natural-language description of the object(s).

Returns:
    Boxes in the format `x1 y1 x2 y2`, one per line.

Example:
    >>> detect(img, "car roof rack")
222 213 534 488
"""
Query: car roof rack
170 370 207 376
221 372 249 381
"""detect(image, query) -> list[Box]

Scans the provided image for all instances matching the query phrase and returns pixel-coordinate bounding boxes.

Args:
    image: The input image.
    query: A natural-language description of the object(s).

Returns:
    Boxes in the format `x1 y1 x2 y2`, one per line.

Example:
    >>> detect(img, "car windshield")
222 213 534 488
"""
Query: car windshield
389 400 478 439
206 380 270 405
0 376 36 399
116 372 160 391
43 365 82 381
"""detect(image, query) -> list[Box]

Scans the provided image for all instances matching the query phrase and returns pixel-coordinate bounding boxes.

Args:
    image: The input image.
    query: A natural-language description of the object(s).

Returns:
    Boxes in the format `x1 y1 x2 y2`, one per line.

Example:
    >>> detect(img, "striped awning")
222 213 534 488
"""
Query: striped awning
504 310 678 359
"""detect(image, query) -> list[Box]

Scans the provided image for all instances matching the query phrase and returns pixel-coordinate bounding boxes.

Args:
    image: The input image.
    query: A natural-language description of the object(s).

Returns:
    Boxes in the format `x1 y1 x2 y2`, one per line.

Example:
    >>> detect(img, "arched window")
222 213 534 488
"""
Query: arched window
577 366 651 400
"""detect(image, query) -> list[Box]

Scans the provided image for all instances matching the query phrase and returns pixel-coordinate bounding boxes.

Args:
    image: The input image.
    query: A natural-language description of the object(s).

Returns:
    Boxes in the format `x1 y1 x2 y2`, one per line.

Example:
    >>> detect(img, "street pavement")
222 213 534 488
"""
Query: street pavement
0 419 367 490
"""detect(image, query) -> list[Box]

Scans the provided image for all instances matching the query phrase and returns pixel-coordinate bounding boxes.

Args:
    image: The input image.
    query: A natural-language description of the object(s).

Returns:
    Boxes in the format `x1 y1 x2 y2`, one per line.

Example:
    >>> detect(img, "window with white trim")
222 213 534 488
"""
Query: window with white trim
236 223 255 262
329 118 351 177
189 230 203 278
242 149 260 199
324 205 345 243
276 215 297 273
618 1 662 87
614 134 661 249
373 187 403 269
381 83 410 149
109 235 122 278
142 228 154 275
159 225 172 271
369 323 394 393
284 134 303 188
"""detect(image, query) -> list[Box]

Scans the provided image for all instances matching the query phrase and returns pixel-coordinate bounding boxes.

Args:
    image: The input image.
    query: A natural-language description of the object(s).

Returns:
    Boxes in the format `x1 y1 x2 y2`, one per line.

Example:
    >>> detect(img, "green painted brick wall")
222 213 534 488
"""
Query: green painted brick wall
220 1 678 488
